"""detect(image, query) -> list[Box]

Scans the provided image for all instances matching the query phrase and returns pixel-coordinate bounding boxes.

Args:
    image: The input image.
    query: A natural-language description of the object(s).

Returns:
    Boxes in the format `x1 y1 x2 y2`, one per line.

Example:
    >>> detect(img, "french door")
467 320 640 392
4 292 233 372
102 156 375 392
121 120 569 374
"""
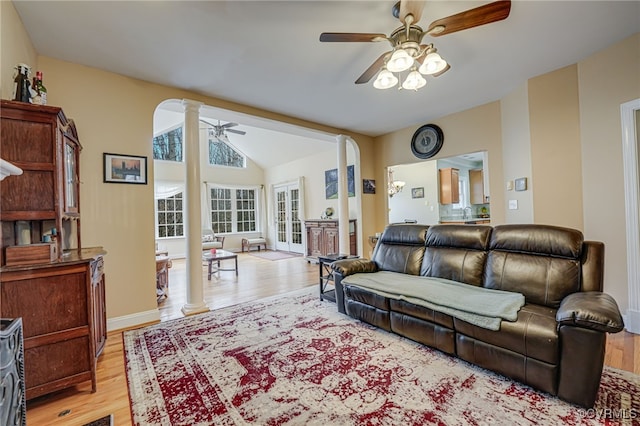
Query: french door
274 183 303 253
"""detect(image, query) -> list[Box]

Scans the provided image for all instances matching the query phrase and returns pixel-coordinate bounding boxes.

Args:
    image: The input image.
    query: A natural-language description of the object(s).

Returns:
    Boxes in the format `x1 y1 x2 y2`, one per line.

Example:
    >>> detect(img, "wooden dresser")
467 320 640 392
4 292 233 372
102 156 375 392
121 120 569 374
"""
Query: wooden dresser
304 219 357 261
0 100 106 400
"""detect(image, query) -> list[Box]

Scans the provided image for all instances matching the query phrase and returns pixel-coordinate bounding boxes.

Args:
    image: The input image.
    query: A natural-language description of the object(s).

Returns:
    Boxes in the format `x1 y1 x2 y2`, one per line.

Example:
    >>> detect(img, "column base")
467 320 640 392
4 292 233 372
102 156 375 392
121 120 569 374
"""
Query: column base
181 302 209 316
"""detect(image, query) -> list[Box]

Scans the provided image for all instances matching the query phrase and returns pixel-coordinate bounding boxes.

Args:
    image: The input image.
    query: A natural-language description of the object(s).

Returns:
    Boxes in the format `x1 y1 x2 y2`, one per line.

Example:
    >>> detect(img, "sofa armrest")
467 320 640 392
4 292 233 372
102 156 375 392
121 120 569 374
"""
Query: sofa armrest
556 292 624 333
331 258 378 277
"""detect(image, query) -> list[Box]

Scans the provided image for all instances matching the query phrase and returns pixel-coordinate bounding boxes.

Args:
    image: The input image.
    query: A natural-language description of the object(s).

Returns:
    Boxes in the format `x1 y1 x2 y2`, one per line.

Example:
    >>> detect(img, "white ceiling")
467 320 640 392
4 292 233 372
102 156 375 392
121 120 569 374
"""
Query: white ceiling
14 1 640 142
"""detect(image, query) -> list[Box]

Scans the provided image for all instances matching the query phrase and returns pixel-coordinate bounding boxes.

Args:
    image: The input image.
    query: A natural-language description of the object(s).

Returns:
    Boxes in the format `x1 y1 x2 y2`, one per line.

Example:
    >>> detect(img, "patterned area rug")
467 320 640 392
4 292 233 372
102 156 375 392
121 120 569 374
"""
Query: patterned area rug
248 250 301 261
124 288 640 425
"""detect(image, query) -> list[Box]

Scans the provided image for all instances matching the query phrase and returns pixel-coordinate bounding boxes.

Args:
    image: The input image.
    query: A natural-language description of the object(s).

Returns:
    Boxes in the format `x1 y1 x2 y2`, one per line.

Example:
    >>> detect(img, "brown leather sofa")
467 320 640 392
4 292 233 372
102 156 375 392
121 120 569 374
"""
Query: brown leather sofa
331 223 624 408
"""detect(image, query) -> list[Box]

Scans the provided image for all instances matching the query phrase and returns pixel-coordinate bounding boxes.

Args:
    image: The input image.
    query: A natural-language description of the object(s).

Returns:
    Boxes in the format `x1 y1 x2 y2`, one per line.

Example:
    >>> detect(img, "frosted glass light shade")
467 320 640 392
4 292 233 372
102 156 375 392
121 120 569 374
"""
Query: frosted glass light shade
373 69 398 89
419 52 447 75
402 69 426 90
387 49 414 73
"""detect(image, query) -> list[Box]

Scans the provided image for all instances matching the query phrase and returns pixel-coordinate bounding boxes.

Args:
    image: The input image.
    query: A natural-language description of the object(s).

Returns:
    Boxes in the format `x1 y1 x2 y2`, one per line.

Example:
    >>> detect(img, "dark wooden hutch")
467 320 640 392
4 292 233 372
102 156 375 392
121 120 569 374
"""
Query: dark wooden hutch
0 100 106 400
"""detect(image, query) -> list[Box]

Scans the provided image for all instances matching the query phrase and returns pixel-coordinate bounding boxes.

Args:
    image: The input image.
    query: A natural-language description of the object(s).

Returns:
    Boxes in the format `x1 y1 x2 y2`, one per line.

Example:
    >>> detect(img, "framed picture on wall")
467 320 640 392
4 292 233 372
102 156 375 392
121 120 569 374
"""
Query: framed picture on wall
325 165 355 199
363 179 376 194
411 187 425 199
103 153 148 184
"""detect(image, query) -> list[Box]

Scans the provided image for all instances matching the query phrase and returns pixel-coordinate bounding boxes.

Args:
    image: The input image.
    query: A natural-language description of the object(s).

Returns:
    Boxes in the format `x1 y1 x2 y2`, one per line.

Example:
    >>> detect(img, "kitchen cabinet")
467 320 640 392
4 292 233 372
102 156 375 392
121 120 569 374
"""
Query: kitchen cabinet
439 168 459 204
470 169 489 204
304 219 357 261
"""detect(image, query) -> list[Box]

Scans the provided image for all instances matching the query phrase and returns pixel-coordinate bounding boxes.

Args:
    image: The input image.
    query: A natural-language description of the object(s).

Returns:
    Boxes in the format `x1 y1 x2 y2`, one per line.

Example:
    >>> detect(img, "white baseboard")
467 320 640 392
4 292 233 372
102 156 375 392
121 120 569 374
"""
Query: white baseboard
624 309 640 334
107 309 161 332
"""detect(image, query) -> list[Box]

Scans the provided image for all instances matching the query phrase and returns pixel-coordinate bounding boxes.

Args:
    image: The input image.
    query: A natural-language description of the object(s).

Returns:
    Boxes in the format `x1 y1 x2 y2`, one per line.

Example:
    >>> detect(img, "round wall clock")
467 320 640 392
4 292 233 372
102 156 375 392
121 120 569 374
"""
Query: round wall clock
411 124 444 159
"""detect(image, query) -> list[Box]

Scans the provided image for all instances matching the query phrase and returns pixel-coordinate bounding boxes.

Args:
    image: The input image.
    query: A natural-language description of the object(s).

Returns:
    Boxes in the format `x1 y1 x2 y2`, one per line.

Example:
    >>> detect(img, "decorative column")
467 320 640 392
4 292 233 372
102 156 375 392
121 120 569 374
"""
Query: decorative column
336 134 350 254
181 99 209 316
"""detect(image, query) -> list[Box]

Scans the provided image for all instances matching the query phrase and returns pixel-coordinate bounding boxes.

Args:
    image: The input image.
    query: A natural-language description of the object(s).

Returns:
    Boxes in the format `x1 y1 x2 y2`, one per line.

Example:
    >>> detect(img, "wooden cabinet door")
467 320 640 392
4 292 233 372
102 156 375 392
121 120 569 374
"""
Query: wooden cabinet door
469 169 485 204
308 226 324 257
439 168 460 204
324 226 339 256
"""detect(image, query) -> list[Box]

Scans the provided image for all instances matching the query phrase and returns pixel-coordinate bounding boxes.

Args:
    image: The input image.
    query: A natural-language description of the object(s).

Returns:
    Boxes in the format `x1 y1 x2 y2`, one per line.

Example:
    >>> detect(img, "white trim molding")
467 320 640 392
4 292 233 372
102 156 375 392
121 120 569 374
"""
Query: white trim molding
107 309 161 332
621 98 640 334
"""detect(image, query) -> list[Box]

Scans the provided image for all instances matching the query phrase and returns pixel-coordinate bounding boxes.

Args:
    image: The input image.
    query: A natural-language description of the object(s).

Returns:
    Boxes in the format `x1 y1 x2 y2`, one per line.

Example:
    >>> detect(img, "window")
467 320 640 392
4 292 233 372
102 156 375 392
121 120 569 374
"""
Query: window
157 192 184 238
209 186 259 233
208 136 245 168
236 189 256 232
153 126 183 162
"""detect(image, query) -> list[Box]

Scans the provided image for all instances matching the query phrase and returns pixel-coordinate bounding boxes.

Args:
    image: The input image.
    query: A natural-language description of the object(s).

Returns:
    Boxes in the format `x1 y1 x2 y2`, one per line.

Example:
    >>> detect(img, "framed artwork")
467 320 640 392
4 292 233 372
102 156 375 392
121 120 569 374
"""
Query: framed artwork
103 153 147 184
363 179 376 194
515 177 528 191
411 187 425 199
325 165 355 199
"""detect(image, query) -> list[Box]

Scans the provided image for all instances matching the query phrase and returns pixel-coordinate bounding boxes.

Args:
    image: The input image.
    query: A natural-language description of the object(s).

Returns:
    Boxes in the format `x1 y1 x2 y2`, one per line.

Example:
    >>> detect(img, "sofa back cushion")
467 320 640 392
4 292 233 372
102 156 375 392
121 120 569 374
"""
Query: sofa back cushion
484 224 584 307
372 224 427 275
421 225 492 286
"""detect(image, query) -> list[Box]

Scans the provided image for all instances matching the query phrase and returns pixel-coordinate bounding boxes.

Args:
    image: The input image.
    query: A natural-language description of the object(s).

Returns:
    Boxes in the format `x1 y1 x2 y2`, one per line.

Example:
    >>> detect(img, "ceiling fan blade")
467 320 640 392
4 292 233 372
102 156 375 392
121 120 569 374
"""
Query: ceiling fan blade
220 122 238 129
355 51 391 84
320 33 388 43
399 0 425 24
226 129 246 135
426 0 511 37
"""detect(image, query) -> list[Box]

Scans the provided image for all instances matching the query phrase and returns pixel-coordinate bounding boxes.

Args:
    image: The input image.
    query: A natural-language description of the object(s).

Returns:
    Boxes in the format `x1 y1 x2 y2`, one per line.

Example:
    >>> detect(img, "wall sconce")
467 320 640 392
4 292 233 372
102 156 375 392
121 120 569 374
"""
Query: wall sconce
388 168 406 197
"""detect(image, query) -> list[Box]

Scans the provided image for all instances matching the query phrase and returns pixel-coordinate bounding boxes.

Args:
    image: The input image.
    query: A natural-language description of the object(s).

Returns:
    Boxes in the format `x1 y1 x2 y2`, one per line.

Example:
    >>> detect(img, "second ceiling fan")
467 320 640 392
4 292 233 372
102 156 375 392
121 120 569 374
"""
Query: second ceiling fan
200 118 246 142
319 0 511 90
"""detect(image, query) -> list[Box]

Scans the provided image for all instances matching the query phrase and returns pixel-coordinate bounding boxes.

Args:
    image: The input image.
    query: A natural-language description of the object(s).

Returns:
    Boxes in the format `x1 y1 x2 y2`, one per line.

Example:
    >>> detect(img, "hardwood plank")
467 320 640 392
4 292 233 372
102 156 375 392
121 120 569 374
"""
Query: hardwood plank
25 253 639 425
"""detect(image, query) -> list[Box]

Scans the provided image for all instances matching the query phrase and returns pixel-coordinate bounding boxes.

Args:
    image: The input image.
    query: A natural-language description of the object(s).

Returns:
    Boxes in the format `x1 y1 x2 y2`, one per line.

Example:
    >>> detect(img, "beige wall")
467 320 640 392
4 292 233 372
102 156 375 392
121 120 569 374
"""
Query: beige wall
374 101 505 232
501 83 534 223
528 64 584 229
0 1 38 99
578 33 640 310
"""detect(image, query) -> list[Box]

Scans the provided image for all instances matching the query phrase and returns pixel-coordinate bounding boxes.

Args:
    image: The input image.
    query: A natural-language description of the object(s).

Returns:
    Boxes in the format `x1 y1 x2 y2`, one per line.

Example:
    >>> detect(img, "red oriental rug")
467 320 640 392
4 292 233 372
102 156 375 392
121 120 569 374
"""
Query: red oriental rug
124 288 640 425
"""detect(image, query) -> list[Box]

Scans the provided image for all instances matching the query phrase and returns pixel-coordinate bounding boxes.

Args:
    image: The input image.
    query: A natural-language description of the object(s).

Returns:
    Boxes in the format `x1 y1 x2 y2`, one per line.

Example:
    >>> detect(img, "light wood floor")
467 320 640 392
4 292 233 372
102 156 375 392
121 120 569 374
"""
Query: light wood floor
26 253 640 425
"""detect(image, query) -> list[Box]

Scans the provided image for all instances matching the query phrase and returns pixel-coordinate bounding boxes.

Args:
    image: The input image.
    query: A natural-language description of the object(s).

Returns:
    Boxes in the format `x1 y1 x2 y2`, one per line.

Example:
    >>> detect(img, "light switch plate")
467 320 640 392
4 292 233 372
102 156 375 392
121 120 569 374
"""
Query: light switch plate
506 180 514 191
508 200 518 210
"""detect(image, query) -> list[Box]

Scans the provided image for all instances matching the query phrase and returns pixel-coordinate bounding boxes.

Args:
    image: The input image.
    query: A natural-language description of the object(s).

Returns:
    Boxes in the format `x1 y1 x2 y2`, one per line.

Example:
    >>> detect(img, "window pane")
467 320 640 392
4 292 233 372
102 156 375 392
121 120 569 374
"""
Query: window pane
153 127 183 162
155 192 184 238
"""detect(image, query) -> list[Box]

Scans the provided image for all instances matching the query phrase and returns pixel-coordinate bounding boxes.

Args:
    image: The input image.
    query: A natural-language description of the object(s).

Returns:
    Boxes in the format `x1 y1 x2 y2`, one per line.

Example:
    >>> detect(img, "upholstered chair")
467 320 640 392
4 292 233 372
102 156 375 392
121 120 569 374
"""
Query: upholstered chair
202 229 225 250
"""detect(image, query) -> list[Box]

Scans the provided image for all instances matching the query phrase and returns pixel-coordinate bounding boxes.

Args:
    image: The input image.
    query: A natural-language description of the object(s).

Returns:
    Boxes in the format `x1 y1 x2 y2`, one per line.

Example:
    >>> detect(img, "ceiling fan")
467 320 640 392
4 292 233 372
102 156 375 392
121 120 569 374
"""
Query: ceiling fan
319 0 511 90
200 118 246 141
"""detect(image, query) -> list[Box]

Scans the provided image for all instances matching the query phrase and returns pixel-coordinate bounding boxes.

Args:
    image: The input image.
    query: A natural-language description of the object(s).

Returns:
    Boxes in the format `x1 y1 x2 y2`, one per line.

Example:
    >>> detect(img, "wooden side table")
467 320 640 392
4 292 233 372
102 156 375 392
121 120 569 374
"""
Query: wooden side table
318 253 358 302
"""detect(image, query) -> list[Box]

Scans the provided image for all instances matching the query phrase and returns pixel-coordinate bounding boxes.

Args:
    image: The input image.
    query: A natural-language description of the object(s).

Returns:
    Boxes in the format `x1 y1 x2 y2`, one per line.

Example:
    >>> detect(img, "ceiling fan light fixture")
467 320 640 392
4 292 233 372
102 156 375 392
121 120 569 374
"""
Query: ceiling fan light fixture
373 68 398 89
387 48 414 73
419 51 447 75
402 68 426 90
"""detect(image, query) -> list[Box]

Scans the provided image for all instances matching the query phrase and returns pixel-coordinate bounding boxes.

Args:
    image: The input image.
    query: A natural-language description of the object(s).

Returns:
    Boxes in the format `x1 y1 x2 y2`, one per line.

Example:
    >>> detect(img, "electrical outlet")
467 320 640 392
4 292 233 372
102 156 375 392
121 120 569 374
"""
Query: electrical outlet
508 200 518 210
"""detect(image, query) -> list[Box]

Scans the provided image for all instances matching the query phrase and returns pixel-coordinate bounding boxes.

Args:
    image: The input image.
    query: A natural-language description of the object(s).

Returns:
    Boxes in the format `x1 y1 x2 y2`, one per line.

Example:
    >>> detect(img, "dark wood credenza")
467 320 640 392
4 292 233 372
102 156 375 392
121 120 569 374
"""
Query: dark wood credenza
304 219 357 261
0 249 106 400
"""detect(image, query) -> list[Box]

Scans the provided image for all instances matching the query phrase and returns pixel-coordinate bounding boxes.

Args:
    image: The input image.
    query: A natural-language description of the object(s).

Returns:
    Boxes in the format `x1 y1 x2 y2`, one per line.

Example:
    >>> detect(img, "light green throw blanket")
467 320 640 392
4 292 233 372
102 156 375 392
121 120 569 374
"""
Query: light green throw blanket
342 271 525 331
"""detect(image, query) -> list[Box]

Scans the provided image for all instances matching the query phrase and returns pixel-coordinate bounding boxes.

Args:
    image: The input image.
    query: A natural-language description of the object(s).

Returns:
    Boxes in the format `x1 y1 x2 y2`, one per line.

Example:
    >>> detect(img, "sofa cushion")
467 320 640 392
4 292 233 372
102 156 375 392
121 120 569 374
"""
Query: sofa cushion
372 224 427 275
421 225 492 286
454 303 559 365
484 225 583 307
